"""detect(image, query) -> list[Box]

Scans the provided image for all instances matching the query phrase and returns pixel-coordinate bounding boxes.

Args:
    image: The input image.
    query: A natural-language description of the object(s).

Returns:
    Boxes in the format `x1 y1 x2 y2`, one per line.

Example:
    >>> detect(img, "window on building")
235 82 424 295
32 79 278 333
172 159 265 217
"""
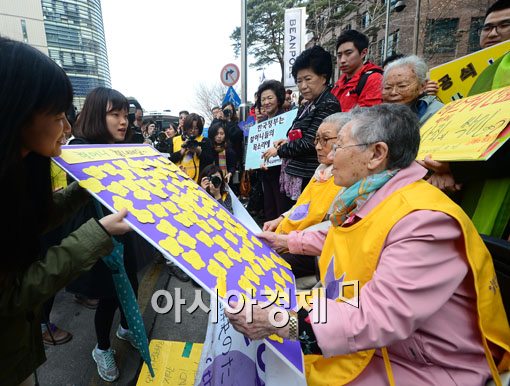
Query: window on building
63 52 73 66
378 38 384 60
361 12 371 29
424 18 459 54
387 29 399 55
468 17 484 53
20 19 29 43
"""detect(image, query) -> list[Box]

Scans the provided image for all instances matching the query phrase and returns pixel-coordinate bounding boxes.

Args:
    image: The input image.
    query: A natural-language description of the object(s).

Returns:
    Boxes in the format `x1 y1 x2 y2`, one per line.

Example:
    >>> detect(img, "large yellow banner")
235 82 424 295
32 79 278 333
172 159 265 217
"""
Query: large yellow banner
417 86 510 161
430 41 510 104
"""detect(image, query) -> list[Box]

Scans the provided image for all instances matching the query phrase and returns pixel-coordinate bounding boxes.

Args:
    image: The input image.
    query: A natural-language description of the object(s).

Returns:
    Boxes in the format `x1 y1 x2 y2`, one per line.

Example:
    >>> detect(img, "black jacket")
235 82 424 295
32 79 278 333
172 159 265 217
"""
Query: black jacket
277 89 340 179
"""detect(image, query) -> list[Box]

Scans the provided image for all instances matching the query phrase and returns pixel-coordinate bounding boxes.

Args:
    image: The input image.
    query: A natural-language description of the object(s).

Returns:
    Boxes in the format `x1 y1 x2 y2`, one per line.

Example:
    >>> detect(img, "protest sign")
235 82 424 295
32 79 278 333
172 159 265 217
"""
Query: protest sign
417 86 510 161
53 144 304 379
430 40 510 103
245 109 298 170
194 301 306 386
137 340 203 386
194 190 306 386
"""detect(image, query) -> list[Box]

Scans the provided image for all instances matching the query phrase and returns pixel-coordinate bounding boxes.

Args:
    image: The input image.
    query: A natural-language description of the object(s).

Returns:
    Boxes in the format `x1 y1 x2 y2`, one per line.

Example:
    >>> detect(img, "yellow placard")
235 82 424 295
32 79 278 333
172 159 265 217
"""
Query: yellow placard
137 340 203 385
430 41 510 104
59 145 160 164
50 161 67 190
417 86 510 161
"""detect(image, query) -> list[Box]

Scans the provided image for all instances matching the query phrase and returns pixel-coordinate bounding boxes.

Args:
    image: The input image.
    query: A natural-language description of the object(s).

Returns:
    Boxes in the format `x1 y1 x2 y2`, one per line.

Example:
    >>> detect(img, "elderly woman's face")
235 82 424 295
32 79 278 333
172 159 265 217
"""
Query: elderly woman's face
315 122 338 165
329 121 373 187
382 65 425 106
296 68 327 102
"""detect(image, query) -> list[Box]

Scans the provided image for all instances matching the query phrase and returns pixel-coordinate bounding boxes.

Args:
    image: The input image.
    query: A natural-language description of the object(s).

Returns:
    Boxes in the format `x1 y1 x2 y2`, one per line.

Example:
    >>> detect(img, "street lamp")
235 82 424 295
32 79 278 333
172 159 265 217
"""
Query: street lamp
383 0 406 60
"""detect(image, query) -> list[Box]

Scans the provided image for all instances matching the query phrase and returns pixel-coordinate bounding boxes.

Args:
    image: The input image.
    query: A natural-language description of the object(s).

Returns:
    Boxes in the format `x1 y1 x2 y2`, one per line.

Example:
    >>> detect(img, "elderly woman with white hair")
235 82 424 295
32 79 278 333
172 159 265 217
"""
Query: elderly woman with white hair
382 55 443 125
260 113 350 278
227 104 510 385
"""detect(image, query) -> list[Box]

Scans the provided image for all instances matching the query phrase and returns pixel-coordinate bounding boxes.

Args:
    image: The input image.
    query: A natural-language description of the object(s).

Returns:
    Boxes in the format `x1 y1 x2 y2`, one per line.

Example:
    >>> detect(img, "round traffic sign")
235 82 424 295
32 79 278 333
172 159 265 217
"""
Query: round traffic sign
220 63 240 87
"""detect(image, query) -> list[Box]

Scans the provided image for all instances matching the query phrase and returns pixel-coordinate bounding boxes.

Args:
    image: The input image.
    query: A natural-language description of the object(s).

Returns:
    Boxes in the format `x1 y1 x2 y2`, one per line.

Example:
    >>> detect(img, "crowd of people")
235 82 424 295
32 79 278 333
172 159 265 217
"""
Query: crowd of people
1 0 510 385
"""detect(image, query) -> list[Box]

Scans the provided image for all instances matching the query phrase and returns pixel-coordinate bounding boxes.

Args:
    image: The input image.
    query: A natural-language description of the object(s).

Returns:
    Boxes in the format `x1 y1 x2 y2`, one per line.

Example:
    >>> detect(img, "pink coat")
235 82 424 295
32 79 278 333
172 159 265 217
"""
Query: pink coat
289 162 497 385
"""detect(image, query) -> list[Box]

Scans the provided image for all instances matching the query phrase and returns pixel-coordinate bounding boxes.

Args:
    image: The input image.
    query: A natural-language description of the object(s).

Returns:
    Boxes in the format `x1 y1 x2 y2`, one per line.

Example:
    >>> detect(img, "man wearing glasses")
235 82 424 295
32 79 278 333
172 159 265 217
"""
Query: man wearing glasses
479 0 510 49
423 0 510 241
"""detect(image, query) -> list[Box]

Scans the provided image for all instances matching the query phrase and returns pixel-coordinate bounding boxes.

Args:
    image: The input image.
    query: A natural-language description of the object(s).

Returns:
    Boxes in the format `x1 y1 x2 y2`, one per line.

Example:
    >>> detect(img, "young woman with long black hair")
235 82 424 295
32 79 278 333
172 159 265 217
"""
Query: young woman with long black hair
0 37 130 386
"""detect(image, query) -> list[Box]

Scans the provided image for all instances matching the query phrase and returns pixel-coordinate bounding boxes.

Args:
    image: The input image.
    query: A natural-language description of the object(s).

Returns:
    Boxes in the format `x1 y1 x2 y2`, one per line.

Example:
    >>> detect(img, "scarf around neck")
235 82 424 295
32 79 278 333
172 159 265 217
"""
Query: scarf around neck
329 169 399 226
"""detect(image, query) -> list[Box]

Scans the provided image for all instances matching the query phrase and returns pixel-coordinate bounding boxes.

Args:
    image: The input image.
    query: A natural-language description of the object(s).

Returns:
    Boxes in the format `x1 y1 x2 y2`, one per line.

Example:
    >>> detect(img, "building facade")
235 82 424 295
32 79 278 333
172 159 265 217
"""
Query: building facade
41 0 111 108
306 0 491 79
0 0 49 54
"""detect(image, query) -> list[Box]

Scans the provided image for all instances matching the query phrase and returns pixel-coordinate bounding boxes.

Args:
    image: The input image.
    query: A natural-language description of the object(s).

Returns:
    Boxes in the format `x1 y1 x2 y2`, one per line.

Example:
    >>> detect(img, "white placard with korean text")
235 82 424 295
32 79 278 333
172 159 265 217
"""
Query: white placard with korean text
245 110 298 170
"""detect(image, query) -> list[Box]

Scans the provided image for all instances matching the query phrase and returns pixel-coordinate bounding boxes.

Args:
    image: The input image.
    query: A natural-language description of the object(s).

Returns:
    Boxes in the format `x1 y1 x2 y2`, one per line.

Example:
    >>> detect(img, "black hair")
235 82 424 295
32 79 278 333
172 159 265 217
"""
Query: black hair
255 80 286 110
336 29 370 53
382 53 404 68
198 164 227 196
0 37 73 277
486 0 510 16
73 87 129 143
211 106 220 112
127 97 142 111
179 110 189 116
208 122 229 145
291 45 333 84
183 113 204 136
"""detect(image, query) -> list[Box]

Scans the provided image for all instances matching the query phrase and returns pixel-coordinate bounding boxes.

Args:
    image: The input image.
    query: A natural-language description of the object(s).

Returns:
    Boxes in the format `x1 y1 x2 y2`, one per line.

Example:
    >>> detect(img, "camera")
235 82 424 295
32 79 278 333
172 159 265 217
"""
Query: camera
182 136 199 149
222 108 232 118
209 175 222 188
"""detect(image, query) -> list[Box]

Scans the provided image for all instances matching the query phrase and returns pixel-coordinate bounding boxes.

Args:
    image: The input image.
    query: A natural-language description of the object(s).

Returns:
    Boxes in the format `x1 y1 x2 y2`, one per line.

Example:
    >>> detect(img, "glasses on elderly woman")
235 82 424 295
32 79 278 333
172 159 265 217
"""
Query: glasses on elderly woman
382 83 415 94
314 136 337 147
331 142 373 155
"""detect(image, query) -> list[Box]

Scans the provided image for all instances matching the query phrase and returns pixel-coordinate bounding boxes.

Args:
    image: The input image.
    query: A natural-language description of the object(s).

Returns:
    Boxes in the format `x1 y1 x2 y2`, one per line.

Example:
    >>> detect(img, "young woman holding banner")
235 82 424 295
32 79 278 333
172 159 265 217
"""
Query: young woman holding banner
0 37 130 386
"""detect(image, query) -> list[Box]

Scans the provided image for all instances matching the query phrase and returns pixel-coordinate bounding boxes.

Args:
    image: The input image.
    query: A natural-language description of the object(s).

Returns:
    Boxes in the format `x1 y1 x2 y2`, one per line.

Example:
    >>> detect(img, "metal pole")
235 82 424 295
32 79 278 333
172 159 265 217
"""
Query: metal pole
413 0 421 54
384 0 391 61
241 0 247 105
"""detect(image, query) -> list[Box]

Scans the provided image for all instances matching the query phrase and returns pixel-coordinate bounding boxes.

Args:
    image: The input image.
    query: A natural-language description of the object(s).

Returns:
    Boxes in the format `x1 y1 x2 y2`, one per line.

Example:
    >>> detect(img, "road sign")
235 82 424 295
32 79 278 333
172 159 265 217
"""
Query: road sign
220 63 240 87
222 86 241 108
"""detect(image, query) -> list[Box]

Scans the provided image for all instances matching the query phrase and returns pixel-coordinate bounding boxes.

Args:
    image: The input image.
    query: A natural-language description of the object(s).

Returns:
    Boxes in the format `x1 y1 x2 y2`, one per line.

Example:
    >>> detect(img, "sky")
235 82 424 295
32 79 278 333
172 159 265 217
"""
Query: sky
100 0 281 115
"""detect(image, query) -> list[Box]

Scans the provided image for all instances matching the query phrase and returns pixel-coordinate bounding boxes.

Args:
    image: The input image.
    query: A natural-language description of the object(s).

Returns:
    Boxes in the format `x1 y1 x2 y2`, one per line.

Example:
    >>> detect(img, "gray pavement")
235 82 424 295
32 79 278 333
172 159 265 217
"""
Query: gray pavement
37 260 210 386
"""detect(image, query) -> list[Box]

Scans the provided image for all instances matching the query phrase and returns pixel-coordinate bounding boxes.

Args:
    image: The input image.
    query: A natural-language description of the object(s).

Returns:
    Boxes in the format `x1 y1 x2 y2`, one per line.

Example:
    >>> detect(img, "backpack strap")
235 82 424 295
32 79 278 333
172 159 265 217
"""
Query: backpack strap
352 68 384 96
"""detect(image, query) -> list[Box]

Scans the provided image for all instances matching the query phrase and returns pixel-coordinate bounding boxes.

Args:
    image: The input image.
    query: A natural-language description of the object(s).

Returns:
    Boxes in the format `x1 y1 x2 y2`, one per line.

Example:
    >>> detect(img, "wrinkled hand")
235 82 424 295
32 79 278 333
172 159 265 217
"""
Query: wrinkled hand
419 155 451 174
257 231 289 253
225 301 289 341
99 208 131 236
262 147 278 162
263 217 284 232
424 80 439 96
427 172 462 192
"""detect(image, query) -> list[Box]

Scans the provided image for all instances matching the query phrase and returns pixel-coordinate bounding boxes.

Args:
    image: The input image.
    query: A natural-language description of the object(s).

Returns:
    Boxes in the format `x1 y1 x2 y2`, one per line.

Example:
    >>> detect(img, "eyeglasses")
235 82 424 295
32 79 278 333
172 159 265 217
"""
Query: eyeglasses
382 83 415 94
313 136 337 146
331 142 373 154
480 21 510 35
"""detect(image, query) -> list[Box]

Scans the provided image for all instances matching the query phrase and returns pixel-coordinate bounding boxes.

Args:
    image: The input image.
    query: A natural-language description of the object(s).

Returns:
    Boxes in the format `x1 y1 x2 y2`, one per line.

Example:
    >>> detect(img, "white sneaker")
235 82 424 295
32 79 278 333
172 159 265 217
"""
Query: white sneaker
116 325 137 349
92 345 119 382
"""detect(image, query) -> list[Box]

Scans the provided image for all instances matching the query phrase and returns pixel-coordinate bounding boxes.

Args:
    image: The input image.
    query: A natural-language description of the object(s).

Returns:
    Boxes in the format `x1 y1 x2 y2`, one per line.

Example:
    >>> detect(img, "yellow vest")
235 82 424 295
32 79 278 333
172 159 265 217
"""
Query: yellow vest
276 176 341 235
172 135 204 182
305 180 510 386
